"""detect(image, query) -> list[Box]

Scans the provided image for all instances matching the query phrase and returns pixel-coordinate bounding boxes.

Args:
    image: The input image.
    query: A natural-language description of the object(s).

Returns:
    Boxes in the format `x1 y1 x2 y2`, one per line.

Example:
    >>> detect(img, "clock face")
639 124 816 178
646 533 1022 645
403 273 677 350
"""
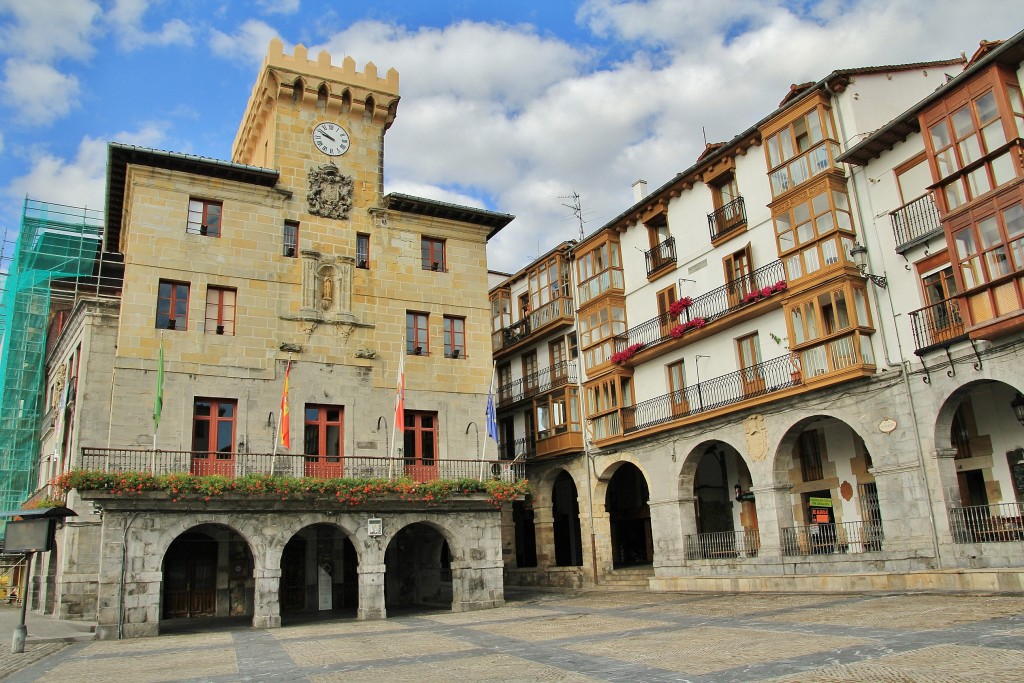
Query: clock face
312 122 350 156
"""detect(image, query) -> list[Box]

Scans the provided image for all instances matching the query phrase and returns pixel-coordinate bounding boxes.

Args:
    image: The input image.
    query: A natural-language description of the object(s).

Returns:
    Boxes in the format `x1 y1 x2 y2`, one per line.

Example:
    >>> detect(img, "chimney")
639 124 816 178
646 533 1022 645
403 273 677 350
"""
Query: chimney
632 179 648 203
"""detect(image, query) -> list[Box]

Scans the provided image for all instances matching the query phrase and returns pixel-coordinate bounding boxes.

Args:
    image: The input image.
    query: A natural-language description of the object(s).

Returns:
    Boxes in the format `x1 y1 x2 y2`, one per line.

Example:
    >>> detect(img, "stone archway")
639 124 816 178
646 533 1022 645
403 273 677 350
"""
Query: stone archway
605 462 653 568
553 471 583 566
279 523 358 621
679 440 759 559
384 522 452 612
161 524 254 624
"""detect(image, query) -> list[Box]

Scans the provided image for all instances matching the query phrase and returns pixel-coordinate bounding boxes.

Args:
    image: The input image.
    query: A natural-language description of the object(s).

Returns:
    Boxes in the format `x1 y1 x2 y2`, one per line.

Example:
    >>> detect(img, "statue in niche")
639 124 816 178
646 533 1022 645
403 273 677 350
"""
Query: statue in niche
307 163 354 220
321 271 334 310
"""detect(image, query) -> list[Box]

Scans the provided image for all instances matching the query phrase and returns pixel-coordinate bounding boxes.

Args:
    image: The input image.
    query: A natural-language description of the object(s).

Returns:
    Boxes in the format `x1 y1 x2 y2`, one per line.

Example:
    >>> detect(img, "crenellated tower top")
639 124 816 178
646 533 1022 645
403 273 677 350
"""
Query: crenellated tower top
232 38 400 167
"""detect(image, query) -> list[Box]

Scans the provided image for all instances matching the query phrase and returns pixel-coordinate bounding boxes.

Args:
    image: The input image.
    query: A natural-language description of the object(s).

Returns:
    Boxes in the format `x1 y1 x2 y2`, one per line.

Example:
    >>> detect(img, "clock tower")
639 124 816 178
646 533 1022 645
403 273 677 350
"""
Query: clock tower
231 38 400 213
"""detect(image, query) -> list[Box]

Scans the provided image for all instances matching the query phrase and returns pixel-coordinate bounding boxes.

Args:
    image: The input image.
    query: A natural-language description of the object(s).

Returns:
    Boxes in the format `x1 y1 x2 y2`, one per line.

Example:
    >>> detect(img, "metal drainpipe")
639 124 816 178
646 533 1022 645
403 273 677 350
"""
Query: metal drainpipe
825 82 941 563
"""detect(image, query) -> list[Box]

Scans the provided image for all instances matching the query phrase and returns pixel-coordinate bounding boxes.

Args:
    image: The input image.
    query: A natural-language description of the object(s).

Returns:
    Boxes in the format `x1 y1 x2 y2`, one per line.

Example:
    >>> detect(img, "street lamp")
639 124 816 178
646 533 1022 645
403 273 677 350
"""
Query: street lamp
1011 392 1024 427
850 242 888 289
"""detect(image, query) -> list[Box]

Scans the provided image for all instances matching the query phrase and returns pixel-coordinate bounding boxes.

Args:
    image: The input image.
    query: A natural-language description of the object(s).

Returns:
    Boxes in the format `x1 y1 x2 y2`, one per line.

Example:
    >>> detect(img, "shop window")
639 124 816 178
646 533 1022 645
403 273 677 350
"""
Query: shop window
205 286 236 336
187 198 222 237
156 280 190 330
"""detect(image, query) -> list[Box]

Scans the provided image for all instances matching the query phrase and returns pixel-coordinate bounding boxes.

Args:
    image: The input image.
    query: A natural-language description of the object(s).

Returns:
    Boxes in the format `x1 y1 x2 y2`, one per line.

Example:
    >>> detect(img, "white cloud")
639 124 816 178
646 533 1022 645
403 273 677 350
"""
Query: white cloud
0 0 101 62
256 0 300 15
0 60 80 126
210 19 285 65
107 0 193 51
7 123 169 209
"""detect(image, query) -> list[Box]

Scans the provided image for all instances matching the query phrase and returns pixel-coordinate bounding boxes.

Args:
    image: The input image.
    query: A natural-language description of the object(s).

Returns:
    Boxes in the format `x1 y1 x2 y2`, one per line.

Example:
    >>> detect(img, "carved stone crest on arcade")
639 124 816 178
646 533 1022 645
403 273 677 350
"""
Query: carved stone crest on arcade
307 163 354 220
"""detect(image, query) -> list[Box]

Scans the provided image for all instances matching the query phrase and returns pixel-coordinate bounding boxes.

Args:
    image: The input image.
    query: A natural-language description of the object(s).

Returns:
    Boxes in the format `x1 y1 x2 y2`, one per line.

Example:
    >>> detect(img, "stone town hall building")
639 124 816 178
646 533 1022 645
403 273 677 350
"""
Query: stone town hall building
2 41 520 638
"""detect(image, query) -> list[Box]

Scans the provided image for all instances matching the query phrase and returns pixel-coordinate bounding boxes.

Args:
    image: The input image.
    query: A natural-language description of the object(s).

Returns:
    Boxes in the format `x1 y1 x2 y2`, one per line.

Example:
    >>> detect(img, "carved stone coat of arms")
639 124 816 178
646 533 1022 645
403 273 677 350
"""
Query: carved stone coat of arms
307 163 354 220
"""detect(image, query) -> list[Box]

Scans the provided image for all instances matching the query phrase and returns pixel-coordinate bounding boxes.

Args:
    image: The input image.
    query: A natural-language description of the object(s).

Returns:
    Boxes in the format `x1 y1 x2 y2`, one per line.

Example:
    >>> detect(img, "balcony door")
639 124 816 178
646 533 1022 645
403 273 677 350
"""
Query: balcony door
667 360 688 416
304 404 343 478
737 333 765 396
724 244 754 307
657 286 678 337
191 398 236 476
922 266 962 342
403 411 438 481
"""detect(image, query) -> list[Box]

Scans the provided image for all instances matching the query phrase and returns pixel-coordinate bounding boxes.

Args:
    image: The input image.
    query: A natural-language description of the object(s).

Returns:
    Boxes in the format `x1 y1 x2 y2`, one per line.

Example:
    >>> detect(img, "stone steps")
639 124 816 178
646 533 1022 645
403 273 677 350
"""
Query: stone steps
598 567 654 590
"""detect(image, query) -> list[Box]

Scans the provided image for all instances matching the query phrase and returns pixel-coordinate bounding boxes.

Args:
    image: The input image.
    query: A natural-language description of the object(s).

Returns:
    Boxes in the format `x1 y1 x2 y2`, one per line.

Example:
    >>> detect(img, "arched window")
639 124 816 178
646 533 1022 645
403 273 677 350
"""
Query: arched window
292 77 304 103
316 84 328 110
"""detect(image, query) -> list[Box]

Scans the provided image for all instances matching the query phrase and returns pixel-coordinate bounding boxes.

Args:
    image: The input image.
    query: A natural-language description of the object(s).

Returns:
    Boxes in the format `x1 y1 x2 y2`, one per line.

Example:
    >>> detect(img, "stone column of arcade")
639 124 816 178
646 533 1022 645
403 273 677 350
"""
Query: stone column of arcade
251 566 282 629
749 484 794 558
357 564 386 620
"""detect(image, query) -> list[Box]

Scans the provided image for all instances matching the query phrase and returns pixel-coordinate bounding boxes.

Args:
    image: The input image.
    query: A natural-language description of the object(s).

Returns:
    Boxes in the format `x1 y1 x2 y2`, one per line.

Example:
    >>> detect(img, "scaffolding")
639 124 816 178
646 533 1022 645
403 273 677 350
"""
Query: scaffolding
0 198 118 523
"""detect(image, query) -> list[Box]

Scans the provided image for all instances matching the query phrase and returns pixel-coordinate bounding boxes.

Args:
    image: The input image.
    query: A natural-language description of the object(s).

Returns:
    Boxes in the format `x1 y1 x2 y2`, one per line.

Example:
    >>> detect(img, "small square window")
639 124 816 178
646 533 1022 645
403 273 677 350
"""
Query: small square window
357 233 370 268
421 237 446 271
156 280 190 330
283 221 299 257
187 198 222 237
205 286 236 336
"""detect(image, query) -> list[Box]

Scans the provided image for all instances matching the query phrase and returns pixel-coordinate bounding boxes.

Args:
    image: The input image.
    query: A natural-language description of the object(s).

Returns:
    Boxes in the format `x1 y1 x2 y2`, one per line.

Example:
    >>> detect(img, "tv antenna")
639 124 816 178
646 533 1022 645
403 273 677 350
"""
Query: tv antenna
559 192 586 242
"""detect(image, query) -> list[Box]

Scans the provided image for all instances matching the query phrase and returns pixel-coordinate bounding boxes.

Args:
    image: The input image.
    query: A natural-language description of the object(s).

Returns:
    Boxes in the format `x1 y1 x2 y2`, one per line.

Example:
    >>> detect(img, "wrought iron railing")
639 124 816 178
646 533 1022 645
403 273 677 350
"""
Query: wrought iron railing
493 297 574 352
645 237 676 276
79 448 525 483
498 437 536 461
684 528 759 560
909 298 967 353
949 502 1024 543
890 193 941 252
616 260 785 352
622 354 801 433
707 197 747 241
781 520 884 556
497 360 577 407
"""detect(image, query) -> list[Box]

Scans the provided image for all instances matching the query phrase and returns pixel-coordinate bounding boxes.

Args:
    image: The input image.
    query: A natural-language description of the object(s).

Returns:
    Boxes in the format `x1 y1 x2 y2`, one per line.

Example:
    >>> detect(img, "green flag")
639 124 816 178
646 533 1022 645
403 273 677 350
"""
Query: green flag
154 339 164 429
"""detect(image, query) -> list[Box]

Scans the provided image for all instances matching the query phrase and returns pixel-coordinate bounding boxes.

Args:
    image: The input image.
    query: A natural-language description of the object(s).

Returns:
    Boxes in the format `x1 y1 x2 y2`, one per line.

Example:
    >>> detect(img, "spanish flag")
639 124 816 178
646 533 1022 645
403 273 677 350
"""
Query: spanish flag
280 360 291 449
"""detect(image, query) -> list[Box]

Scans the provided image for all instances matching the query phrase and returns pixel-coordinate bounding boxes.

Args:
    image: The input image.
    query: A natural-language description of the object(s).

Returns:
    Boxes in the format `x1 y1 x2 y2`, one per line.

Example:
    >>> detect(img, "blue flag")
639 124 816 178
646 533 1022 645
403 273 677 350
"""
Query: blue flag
486 391 498 443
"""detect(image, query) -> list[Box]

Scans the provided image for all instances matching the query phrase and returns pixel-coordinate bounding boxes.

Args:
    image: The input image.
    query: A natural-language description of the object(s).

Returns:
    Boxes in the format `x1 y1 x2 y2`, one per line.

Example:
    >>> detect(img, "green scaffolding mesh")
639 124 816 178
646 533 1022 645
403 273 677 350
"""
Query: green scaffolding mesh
0 199 103 520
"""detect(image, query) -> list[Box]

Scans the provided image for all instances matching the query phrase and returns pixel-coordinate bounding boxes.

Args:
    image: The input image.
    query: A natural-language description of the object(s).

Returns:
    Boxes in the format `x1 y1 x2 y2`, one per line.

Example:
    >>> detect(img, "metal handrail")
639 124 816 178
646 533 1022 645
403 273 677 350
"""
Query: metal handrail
684 528 760 560
497 360 577 407
79 448 526 482
616 260 784 352
622 353 801 433
949 502 1024 543
493 297 573 352
781 520 884 555
890 193 941 252
707 196 747 241
909 297 967 353
644 236 676 275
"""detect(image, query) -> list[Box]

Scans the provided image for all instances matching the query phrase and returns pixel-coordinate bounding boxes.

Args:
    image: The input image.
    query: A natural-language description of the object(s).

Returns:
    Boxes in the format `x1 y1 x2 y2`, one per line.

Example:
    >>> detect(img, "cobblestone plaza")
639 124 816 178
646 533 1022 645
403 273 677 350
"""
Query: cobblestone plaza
3 589 1022 682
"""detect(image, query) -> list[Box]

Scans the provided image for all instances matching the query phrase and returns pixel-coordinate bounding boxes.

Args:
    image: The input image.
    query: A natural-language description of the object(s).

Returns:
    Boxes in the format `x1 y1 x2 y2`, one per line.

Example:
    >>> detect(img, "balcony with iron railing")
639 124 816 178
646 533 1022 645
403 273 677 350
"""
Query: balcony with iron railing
949 502 1024 543
645 237 676 277
614 260 786 361
79 449 525 483
497 360 577 408
708 197 747 242
620 354 802 435
909 297 967 354
781 520 884 556
498 437 536 461
492 296 575 354
890 192 942 253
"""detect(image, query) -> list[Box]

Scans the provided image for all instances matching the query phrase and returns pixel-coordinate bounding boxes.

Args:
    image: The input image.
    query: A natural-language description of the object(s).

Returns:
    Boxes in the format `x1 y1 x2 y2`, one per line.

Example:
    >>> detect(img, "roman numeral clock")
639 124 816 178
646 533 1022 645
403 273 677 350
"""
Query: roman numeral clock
312 121 350 156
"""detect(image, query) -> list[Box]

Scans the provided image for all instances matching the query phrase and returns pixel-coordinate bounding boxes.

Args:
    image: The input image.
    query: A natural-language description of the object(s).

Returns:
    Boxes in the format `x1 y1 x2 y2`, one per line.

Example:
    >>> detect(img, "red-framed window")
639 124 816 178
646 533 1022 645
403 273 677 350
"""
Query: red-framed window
357 233 370 268
156 280 190 330
443 316 465 358
421 237 446 271
403 411 437 465
283 220 299 257
187 198 222 237
192 398 236 454
304 404 343 470
406 311 429 355
205 286 236 336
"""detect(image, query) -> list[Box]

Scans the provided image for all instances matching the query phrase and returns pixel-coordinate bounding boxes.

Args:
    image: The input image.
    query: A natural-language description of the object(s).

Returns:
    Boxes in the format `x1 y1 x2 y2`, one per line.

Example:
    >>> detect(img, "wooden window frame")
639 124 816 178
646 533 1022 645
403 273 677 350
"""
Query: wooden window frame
156 279 190 331
283 220 299 257
356 233 370 268
403 411 438 465
723 243 755 306
762 96 839 198
187 198 222 237
575 237 623 306
204 286 236 336
303 404 343 462
786 282 873 349
949 197 1024 291
421 237 446 271
406 311 429 355
443 315 466 358
667 359 688 415
773 177 856 282
798 430 824 482
656 284 677 335
191 398 237 454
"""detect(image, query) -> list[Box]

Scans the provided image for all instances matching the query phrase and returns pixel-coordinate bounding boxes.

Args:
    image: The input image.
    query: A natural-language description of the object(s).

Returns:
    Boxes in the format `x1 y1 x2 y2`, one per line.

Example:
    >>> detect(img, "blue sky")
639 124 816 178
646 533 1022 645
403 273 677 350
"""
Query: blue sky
1 1 1023 273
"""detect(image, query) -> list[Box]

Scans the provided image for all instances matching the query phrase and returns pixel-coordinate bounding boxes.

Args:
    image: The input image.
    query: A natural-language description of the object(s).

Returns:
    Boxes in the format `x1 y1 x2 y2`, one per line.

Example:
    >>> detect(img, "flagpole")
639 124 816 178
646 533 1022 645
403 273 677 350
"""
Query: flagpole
389 337 405 480
152 334 164 472
479 362 496 480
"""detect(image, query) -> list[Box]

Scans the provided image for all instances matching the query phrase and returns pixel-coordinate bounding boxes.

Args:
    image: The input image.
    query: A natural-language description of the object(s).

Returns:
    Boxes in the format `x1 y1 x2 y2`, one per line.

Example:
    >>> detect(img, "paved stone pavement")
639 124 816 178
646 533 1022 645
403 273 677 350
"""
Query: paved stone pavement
2 590 1023 682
